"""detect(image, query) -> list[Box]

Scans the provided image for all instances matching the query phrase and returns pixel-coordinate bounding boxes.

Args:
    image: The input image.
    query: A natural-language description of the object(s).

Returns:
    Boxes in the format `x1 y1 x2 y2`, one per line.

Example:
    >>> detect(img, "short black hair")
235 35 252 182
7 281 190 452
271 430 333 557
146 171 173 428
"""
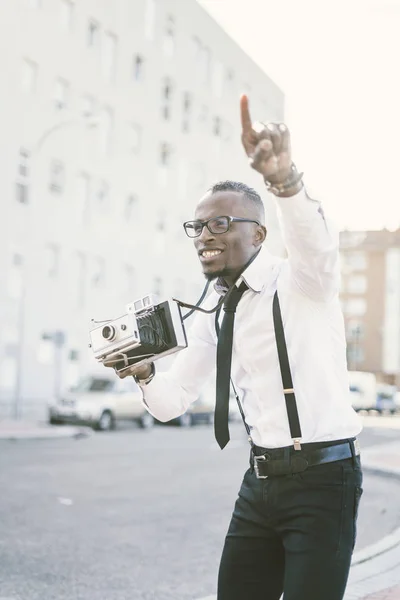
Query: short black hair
208 180 265 224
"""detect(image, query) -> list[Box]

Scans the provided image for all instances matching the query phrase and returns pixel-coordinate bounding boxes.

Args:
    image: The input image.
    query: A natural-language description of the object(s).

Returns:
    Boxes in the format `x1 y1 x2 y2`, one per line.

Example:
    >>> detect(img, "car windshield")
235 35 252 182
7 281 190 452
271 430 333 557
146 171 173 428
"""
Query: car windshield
71 377 114 393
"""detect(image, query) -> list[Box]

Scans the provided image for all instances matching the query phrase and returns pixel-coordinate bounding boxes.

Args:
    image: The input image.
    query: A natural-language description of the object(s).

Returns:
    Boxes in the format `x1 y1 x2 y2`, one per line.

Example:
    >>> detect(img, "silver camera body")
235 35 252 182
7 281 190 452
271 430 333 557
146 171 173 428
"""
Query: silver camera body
89 294 187 373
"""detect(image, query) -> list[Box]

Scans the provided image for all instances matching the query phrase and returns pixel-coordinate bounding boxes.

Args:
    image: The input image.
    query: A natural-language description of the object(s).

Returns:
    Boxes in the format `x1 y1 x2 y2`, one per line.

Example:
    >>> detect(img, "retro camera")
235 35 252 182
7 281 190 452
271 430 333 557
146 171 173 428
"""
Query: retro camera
89 294 188 374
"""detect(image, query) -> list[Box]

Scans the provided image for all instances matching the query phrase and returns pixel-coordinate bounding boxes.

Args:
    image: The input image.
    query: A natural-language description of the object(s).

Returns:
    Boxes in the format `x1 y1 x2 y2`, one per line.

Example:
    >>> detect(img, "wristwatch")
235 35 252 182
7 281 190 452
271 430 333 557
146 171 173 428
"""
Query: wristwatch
133 362 156 386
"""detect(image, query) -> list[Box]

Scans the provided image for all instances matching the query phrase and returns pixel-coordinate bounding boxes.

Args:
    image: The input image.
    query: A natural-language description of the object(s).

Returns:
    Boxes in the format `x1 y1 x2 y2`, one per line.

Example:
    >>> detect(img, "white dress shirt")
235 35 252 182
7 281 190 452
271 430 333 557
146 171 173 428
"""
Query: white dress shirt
141 187 362 448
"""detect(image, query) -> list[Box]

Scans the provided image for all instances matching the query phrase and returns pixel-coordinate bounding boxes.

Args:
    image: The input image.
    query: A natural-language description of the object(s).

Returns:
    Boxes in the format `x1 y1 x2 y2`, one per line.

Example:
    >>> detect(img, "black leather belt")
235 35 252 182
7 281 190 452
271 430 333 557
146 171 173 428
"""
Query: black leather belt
251 439 360 479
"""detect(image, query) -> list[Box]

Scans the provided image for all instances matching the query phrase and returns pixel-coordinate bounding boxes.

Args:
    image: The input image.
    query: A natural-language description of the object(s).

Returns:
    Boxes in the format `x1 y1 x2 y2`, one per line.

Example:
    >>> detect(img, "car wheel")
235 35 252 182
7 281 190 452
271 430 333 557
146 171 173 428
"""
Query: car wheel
96 410 114 431
139 412 154 429
49 416 61 425
179 413 192 427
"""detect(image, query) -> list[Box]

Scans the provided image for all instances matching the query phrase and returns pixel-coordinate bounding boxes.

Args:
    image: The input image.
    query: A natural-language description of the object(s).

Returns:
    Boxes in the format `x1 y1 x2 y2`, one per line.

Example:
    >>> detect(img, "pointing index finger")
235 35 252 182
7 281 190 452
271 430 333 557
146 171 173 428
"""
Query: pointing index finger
240 94 253 133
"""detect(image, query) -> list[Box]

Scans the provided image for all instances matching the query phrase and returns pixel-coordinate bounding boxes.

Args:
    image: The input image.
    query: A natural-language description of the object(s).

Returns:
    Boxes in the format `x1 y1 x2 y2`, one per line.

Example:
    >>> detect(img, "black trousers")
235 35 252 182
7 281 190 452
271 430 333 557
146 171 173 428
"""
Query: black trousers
218 451 363 600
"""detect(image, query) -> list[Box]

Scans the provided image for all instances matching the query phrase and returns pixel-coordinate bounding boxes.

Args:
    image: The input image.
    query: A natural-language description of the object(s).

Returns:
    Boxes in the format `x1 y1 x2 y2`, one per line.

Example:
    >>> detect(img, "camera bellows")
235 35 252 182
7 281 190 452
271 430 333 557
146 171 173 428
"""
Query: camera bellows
136 306 171 350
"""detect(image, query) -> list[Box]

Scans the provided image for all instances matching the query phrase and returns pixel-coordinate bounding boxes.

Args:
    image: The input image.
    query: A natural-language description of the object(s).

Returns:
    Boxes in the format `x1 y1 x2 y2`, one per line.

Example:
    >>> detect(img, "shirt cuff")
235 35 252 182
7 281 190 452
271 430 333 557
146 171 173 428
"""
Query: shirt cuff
274 185 323 222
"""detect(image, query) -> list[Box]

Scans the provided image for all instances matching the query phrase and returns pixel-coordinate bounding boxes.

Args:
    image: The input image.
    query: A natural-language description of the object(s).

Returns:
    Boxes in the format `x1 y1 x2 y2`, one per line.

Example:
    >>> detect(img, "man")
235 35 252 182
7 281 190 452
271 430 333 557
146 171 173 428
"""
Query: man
108 95 363 600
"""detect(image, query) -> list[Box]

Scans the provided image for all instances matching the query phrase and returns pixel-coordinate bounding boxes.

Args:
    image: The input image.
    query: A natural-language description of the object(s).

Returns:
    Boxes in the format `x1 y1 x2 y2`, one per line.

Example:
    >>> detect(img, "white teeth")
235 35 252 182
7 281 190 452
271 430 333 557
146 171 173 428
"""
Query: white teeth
202 250 221 258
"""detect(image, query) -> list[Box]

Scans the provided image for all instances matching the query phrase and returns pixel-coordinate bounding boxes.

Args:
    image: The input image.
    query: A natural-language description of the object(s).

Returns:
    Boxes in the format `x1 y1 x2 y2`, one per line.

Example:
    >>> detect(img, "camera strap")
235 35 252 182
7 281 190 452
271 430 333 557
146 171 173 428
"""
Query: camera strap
215 290 303 448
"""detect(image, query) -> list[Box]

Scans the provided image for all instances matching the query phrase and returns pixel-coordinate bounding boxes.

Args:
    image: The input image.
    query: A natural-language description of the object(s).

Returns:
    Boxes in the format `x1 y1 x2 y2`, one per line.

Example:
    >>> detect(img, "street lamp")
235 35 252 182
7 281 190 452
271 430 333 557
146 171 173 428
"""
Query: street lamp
12 115 100 419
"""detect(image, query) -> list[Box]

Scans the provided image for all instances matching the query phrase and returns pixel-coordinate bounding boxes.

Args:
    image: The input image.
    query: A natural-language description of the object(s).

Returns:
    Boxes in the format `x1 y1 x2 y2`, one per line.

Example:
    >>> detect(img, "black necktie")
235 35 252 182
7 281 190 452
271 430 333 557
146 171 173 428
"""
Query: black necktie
215 281 248 449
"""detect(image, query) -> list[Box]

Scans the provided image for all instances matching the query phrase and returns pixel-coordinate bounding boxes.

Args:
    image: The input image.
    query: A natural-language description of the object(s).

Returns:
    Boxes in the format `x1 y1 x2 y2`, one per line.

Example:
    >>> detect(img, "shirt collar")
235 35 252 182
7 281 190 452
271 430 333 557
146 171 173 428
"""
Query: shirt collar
214 246 282 296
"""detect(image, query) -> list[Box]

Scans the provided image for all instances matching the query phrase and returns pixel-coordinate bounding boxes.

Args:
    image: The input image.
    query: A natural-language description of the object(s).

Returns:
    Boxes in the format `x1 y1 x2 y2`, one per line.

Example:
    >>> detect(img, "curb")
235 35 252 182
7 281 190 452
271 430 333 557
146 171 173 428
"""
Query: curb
352 524 400 566
361 465 400 481
0 425 93 441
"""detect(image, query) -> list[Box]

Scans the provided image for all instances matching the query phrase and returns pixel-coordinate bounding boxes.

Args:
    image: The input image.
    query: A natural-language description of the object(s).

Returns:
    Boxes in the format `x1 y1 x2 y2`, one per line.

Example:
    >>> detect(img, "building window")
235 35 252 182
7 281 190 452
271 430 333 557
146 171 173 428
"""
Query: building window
162 78 173 120
16 148 29 204
132 54 144 81
347 345 364 368
95 180 109 208
222 121 233 142
177 158 188 200
346 320 364 340
60 0 74 31
344 298 367 317
133 55 144 81
81 94 94 117
163 14 175 57
225 68 234 87
193 162 206 190
200 46 211 84
199 104 208 123
213 116 222 137
92 257 105 288
87 18 100 47
7 252 24 299
124 264 135 295
102 32 117 83
158 142 172 187
69 349 79 361
192 38 210 84
99 106 113 154
182 91 192 133
49 160 65 193
156 210 166 232
75 251 86 307
160 142 172 166
144 0 156 41
45 244 60 278
347 275 367 294
77 172 90 223
66 348 80 387
212 60 223 98
16 182 28 204
174 279 185 298
21 59 37 93
129 124 141 153
37 333 55 365
243 82 252 96
153 276 162 297
54 77 69 110
125 194 138 220
343 251 368 271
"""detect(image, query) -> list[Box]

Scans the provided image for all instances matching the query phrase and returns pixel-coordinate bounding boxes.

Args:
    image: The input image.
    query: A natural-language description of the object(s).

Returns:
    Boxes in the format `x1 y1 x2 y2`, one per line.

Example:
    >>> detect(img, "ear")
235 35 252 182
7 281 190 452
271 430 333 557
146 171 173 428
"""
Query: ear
254 225 267 246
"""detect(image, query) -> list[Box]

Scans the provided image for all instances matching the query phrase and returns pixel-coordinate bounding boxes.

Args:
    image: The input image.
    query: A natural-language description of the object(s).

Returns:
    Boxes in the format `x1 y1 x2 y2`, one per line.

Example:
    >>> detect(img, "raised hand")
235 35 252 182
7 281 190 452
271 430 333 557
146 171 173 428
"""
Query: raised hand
240 95 293 185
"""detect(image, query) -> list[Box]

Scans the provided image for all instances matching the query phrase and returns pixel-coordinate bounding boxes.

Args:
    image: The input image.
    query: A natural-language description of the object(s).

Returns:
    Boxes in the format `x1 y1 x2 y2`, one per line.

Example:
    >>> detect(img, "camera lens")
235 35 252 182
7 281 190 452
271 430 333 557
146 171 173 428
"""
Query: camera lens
102 325 116 341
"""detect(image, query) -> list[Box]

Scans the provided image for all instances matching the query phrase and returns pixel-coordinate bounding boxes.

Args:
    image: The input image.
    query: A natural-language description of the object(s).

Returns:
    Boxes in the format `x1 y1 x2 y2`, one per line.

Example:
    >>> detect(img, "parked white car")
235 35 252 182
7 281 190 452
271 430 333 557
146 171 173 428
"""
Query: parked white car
48 375 154 431
348 371 378 411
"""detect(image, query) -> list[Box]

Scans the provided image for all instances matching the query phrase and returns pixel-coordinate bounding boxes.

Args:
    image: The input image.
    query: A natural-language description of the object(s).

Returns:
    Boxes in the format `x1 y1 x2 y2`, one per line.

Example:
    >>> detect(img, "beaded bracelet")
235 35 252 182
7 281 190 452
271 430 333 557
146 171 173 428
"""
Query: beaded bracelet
264 163 304 196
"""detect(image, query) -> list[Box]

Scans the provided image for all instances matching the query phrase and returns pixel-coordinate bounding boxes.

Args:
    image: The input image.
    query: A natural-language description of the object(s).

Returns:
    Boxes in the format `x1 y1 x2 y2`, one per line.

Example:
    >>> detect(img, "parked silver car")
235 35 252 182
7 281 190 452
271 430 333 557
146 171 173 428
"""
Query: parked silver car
48 375 154 431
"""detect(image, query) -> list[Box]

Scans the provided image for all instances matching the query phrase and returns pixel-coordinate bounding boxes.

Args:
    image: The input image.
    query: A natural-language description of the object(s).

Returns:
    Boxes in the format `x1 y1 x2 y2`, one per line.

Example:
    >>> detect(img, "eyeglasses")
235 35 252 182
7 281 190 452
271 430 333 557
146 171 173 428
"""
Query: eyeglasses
183 215 260 238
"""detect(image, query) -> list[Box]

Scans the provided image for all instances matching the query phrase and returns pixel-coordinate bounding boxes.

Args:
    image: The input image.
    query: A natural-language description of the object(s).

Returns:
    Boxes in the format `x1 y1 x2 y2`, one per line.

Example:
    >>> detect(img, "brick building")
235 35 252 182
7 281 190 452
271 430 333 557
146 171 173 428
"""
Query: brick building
340 229 400 386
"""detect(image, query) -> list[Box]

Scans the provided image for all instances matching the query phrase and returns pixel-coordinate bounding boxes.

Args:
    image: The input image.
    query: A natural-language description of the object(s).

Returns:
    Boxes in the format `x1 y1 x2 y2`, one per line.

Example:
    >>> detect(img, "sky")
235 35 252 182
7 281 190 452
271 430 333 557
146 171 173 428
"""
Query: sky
198 0 400 231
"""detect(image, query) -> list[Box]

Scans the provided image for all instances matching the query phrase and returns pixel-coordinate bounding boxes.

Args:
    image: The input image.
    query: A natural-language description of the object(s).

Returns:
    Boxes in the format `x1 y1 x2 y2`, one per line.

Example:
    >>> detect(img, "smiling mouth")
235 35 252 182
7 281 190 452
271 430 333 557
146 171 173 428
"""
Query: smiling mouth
199 249 223 261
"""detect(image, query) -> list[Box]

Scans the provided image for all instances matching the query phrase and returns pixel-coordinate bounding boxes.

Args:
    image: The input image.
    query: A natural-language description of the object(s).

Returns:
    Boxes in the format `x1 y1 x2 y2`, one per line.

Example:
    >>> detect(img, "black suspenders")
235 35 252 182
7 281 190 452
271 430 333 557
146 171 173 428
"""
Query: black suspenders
215 290 303 450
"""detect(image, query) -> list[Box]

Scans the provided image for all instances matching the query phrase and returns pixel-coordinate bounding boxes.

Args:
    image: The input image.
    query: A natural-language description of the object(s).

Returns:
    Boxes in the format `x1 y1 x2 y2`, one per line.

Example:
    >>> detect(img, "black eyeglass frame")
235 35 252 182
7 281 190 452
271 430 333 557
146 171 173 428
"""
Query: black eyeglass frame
183 215 261 238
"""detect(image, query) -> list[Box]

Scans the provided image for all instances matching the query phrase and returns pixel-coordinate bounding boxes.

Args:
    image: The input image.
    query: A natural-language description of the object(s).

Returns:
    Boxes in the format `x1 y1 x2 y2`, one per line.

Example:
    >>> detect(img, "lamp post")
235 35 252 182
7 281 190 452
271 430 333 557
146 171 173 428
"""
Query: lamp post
12 115 100 419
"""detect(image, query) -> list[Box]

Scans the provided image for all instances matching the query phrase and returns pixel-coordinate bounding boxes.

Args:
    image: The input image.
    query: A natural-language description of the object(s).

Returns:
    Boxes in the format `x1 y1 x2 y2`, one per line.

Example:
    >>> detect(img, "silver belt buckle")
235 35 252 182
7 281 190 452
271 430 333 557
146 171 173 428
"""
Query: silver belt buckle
253 454 269 479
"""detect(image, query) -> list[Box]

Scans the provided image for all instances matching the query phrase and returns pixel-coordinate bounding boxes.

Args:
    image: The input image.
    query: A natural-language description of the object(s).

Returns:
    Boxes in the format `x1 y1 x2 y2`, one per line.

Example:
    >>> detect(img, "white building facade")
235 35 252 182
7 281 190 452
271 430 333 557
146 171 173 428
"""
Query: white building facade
0 0 284 418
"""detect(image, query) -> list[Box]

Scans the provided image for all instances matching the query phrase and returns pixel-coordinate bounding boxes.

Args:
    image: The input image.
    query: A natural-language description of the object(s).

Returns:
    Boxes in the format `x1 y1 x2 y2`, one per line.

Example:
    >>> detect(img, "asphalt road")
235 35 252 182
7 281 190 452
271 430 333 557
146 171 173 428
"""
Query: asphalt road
0 421 400 600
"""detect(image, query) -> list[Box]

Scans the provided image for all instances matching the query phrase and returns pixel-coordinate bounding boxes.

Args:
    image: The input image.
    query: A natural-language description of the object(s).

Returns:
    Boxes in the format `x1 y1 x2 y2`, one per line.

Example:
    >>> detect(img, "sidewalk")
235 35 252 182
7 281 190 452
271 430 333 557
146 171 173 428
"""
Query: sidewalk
0 418 92 441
